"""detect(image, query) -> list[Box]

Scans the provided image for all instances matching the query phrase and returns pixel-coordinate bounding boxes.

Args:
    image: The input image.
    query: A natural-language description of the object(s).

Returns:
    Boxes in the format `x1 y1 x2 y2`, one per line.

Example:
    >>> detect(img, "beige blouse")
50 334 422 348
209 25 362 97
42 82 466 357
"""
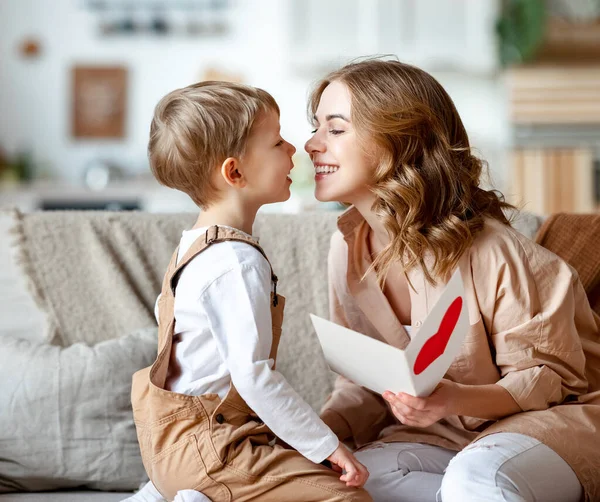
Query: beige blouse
321 207 600 501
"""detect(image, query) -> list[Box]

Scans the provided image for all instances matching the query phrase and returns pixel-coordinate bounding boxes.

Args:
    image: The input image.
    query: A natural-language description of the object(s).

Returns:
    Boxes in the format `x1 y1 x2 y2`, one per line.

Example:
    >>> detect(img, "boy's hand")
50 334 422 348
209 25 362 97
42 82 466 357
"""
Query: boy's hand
326 444 369 488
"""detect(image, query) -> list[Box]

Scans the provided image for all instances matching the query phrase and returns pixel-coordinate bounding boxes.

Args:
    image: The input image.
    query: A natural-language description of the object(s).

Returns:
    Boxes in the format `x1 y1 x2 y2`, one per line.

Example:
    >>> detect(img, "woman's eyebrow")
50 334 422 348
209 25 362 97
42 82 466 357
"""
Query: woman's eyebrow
312 113 350 123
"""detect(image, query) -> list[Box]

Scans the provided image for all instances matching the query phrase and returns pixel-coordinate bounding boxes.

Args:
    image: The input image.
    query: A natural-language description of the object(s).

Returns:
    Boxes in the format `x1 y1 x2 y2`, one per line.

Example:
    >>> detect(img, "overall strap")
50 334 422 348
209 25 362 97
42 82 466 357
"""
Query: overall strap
151 225 279 389
170 225 279 306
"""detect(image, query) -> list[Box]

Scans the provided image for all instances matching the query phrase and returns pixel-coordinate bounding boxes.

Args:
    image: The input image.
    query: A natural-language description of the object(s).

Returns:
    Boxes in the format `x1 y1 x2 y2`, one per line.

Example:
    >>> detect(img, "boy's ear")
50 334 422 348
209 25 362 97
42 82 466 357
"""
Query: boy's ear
220 157 246 188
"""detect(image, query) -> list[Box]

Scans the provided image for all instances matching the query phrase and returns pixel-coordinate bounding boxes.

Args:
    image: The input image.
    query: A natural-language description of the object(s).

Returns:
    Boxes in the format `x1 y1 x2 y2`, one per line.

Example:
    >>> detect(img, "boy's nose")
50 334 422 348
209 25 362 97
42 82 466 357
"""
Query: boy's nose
288 141 297 156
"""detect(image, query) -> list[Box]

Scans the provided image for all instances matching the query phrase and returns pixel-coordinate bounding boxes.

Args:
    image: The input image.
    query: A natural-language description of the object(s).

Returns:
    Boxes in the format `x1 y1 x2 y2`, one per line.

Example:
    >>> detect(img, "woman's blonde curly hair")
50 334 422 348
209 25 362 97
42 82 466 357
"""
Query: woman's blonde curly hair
309 58 515 286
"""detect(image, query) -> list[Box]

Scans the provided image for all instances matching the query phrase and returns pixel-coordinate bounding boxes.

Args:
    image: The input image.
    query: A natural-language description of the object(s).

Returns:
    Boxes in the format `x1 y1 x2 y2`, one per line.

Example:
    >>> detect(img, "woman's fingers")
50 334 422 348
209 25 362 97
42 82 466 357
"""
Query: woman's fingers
390 398 416 421
397 392 427 410
384 390 432 426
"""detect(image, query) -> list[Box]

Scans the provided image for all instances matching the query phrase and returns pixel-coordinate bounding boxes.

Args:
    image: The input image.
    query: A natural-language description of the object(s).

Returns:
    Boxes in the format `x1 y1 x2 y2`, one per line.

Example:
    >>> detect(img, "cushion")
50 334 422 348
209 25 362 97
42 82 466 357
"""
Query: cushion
7 210 339 410
0 328 156 493
0 492 133 501
508 209 544 240
0 211 47 343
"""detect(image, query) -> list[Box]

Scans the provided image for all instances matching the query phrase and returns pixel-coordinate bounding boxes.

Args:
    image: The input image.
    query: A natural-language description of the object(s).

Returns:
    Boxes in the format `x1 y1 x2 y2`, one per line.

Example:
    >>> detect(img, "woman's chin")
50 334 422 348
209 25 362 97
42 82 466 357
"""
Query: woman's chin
314 187 345 203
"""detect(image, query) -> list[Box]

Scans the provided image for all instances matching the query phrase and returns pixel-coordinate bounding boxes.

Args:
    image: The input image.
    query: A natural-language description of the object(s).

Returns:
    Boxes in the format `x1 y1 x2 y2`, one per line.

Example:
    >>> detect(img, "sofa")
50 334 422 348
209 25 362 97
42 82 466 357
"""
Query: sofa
0 208 545 502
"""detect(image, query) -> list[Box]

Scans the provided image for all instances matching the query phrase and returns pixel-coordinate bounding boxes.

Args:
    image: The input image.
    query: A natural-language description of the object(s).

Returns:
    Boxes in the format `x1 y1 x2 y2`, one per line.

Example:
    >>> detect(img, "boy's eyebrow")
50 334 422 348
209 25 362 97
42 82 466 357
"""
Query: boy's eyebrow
312 113 350 123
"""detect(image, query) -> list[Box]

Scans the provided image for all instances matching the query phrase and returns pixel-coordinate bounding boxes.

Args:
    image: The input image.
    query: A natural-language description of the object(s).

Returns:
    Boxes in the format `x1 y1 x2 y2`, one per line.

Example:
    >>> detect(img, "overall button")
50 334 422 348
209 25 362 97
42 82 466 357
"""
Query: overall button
215 413 225 424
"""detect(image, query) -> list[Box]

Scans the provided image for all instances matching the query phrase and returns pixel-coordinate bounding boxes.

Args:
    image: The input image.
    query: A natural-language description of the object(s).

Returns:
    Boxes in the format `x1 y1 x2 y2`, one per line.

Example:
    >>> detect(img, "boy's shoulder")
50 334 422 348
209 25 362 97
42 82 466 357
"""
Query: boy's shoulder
178 234 271 288
213 238 270 270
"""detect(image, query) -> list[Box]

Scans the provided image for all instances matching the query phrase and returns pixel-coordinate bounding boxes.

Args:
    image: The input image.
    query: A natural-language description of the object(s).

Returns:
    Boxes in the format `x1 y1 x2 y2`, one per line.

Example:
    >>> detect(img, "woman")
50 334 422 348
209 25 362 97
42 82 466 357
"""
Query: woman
305 58 600 502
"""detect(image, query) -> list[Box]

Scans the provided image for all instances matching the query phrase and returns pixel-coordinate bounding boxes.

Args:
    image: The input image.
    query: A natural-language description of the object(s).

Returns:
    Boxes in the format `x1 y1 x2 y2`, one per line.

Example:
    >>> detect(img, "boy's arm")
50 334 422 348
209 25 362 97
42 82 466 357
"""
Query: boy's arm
199 260 339 464
320 233 395 447
320 273 395 448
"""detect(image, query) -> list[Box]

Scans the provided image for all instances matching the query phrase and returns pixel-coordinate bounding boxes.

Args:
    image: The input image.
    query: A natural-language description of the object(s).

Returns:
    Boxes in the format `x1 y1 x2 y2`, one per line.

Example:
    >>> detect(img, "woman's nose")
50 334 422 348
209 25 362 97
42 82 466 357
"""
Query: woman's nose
304 134 324 155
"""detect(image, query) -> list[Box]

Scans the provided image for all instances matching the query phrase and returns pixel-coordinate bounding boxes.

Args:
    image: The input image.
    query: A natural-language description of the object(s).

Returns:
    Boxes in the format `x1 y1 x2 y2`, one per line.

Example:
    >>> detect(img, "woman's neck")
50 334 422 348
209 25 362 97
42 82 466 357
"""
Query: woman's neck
192 198 258 236
352 195 391 253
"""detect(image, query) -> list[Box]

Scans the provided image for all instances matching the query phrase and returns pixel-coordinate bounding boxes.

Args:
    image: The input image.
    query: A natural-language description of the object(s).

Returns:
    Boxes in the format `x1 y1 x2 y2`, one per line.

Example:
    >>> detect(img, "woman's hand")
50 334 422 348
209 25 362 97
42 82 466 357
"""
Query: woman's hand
383 380 522 426
382 379 457 428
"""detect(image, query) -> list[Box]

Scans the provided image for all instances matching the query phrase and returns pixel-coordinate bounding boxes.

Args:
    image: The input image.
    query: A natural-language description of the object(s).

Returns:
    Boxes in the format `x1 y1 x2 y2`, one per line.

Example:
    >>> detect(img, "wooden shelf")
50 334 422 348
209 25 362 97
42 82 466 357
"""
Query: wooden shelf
508 66 600 125
510 148 597 214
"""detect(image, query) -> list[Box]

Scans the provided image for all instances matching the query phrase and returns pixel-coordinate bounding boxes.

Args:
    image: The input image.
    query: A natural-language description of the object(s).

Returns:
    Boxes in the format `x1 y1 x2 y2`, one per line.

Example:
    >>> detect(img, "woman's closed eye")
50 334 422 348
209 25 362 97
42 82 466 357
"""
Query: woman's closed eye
310 128 344 135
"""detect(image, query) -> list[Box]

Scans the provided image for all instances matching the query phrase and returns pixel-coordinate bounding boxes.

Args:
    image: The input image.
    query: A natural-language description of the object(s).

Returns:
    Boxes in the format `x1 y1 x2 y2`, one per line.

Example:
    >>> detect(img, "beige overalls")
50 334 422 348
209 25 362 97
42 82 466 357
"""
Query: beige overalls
131 226 372 502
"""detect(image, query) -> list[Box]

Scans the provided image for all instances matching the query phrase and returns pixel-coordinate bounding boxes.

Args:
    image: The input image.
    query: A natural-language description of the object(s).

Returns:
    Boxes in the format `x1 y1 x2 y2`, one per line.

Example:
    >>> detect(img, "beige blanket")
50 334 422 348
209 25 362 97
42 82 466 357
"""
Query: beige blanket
9 209 341 409
8 208 542 410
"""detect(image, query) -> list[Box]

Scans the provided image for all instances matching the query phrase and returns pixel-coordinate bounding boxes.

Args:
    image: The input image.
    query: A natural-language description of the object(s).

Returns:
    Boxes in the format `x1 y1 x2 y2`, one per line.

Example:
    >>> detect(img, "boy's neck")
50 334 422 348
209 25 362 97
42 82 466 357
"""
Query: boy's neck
192 199 258 236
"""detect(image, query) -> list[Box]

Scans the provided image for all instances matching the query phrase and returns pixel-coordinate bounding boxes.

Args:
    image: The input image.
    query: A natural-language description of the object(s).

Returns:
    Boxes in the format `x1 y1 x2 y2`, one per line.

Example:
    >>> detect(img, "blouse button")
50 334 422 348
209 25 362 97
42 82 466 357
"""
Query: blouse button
215 413 225 424
415 320 422 327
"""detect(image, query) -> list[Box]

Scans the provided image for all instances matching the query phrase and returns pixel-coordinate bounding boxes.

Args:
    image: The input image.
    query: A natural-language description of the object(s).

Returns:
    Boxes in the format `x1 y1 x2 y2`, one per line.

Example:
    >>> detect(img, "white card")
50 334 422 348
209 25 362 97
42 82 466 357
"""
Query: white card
310 268 469 397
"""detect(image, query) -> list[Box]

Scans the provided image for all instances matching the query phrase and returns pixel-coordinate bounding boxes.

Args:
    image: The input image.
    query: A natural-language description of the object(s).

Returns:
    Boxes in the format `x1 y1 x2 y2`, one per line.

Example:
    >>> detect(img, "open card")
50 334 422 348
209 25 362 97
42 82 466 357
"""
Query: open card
310 268 469 397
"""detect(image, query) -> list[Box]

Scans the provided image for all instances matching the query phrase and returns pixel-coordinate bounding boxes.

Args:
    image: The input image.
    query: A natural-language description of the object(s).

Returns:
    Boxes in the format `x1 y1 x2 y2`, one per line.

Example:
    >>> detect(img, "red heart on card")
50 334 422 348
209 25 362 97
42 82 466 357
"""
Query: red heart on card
413 296 463 375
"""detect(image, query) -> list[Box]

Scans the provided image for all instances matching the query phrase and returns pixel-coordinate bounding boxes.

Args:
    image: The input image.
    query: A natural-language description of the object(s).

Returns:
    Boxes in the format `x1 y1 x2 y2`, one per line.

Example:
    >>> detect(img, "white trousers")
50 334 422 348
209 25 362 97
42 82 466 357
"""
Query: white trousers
354 433 583 502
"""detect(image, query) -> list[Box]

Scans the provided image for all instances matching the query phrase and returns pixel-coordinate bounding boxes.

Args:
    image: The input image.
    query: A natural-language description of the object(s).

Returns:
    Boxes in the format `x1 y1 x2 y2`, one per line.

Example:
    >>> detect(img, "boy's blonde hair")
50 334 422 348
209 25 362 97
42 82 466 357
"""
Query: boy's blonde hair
148 81 279 209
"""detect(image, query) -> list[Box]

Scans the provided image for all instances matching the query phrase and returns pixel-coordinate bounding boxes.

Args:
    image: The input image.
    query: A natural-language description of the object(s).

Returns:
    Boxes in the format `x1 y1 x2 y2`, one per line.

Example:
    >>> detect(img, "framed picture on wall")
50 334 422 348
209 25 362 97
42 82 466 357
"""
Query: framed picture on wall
71 66 128 139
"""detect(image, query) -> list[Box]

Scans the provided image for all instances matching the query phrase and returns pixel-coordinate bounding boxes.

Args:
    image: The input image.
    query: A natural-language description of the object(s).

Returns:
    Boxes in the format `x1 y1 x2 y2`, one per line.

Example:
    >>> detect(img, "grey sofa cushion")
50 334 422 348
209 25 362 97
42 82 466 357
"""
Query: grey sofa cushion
0 329 156 493
0 491 132 501
0 211 47 344
507 209 545 240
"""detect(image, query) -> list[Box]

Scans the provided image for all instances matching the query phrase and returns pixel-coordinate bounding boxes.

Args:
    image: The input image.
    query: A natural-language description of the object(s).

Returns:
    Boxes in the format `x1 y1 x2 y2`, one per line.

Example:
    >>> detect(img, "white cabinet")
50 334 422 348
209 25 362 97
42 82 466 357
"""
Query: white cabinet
289 0 499 75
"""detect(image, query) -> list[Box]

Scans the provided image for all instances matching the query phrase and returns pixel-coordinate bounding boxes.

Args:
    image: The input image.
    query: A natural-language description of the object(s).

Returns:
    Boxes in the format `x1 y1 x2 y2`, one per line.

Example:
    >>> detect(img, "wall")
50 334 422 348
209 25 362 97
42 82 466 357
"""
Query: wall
0 0 510 191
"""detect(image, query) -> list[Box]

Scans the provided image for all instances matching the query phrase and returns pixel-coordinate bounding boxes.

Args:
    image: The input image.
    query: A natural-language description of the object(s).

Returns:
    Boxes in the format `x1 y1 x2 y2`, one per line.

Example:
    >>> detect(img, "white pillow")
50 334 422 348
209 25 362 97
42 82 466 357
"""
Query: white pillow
0 211 47 343
0 328 156 493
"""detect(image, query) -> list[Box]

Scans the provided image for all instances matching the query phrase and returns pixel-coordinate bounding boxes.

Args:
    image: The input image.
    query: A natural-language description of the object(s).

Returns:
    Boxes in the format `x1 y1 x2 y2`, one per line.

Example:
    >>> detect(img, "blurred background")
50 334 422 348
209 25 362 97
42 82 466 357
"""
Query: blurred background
0 0 599 214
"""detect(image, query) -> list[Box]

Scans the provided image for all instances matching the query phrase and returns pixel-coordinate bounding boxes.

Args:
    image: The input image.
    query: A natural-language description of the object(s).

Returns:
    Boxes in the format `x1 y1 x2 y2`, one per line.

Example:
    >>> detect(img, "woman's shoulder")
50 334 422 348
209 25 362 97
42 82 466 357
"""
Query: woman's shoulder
472 217 537 255
471 217 528 254
469 217 576 281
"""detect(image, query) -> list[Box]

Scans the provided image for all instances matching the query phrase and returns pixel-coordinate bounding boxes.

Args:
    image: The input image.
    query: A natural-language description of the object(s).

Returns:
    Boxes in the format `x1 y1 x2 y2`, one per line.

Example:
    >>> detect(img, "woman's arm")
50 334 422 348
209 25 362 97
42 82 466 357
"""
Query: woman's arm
447 382 521 419
382 380 520 428
385 229 591 428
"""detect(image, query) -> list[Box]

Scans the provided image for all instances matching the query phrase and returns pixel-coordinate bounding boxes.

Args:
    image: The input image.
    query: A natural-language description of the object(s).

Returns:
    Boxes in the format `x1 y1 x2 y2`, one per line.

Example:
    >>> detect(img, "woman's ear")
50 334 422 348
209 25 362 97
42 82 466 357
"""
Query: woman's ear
220 157 247 188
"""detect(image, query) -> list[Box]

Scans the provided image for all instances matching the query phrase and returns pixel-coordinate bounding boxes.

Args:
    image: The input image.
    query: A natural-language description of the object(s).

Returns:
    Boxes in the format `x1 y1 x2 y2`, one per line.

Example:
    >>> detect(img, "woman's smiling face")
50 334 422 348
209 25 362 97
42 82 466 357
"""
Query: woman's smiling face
304 80 376 205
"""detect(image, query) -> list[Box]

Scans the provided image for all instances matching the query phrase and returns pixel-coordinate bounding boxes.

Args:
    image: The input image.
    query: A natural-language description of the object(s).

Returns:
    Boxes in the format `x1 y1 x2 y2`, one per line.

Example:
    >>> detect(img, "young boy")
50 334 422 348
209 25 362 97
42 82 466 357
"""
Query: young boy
127 81 371 502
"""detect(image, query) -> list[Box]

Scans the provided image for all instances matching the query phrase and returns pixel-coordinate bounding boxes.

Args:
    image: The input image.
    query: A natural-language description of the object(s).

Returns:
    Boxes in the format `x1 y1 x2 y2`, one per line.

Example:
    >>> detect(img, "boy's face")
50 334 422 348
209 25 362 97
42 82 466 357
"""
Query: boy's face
239 109 296 206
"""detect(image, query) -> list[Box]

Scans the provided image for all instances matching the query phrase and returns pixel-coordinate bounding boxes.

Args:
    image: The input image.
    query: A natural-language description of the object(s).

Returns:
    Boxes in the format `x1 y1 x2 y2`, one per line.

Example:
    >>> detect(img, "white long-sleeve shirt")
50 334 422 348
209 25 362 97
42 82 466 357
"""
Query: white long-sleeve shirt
158 226 338 464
